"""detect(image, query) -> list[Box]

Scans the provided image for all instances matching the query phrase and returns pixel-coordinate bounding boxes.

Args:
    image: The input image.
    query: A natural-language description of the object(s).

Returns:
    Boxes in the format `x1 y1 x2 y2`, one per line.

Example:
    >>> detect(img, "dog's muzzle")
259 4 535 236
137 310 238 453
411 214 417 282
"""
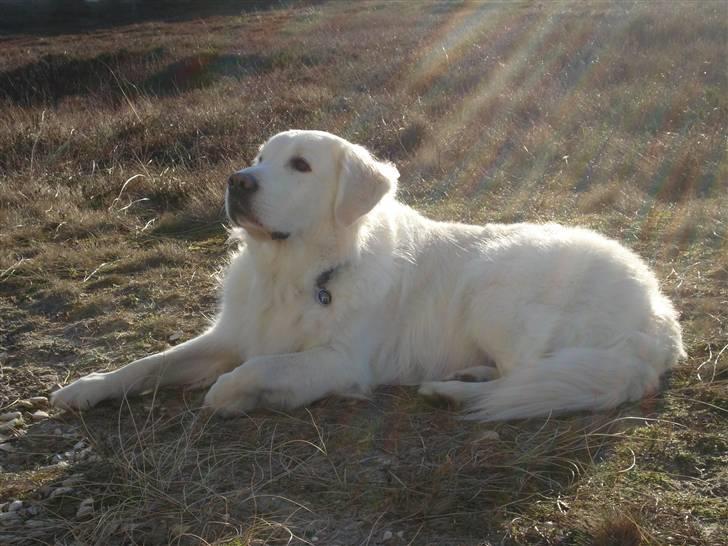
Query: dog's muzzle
226 172 290 241
226 171 258 223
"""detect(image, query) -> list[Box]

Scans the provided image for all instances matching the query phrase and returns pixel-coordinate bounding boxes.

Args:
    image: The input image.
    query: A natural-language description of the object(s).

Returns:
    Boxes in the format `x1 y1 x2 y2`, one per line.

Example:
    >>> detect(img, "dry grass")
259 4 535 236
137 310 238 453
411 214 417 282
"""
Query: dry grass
0 1 726 544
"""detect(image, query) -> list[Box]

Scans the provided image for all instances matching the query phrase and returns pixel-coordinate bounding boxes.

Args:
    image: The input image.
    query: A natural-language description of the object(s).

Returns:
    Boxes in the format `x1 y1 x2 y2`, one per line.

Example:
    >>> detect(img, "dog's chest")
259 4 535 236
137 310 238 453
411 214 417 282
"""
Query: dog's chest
242 275 334 356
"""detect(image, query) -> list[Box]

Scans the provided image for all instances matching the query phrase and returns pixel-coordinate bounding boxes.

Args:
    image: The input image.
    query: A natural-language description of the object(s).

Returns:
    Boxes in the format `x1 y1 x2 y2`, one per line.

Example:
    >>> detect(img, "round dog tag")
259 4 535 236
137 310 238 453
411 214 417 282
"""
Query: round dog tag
316 288 332 306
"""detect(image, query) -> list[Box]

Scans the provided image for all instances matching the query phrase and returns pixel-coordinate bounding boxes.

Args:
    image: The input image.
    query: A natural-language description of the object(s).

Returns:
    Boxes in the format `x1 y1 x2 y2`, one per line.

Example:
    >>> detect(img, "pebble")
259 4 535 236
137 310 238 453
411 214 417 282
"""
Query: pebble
25 505 40 517
31 410 50 422
396 531 404 539
0 412 21 422
477 430 500 442
168 332 183 343
28 397 49 408
7 501 22 513
0 512 20 526
0 419 23 432
49 487 74 499
382 530 393 541
73 441 86 450
76 498 94 518
37 486 53 499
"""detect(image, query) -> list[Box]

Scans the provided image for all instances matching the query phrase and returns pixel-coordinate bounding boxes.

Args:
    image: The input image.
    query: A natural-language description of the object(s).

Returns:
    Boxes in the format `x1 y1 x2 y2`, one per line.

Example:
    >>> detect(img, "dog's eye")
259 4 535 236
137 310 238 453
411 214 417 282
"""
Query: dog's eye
290 157 311 173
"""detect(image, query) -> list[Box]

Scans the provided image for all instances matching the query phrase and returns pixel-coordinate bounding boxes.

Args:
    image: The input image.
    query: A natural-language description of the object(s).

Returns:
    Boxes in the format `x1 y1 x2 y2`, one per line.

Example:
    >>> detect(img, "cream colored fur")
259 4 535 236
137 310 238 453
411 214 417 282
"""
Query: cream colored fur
51 130 685 421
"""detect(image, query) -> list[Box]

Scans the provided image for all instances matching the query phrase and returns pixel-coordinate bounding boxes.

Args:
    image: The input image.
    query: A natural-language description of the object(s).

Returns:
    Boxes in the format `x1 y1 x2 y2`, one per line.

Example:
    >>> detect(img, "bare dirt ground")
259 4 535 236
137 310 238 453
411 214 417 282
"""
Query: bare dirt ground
0 1 726 544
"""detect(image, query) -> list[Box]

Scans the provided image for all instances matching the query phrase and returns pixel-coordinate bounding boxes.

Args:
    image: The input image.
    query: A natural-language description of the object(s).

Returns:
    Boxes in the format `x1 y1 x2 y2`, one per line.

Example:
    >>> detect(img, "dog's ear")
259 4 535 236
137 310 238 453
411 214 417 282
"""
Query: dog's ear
335 143 399 226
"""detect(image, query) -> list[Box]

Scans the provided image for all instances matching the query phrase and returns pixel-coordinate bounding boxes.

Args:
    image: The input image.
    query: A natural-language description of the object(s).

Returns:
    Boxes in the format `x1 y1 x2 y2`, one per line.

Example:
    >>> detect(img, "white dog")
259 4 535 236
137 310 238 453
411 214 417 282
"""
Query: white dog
51 130 685 421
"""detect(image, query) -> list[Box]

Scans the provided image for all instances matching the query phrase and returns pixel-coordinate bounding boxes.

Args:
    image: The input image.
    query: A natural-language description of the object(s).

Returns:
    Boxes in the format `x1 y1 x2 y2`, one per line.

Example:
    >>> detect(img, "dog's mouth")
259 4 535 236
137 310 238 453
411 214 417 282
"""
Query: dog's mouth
226 202 289 242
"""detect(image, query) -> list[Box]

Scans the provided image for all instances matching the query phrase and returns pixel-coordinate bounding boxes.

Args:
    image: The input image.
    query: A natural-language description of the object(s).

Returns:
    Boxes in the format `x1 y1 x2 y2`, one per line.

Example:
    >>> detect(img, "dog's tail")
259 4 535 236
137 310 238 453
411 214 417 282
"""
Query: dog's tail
419 334 682 421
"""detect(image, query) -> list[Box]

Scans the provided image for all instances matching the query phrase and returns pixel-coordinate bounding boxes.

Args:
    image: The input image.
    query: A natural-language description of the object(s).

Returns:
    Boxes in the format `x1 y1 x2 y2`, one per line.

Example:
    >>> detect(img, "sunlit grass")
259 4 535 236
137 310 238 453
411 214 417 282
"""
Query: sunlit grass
0 1 726 544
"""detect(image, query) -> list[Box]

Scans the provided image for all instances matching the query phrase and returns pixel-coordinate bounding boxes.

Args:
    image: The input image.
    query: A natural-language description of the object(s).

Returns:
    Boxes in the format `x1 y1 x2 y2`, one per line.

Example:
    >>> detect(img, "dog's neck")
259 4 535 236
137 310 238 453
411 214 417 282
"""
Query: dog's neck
233 219 365 294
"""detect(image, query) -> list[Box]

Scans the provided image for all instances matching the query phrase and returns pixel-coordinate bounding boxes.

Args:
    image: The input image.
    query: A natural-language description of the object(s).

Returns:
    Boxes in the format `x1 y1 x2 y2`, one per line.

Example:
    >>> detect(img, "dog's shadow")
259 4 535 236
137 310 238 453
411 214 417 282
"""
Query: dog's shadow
39 385 671 544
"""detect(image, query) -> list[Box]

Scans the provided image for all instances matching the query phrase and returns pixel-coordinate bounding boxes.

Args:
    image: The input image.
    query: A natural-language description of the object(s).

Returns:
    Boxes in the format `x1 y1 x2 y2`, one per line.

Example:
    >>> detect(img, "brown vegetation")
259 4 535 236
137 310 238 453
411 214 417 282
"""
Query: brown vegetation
0 1 726 544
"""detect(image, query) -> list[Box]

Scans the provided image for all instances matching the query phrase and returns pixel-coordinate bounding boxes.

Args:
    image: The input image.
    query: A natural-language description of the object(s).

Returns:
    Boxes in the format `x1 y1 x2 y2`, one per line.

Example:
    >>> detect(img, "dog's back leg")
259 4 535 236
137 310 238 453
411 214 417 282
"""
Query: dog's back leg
445 365 500 382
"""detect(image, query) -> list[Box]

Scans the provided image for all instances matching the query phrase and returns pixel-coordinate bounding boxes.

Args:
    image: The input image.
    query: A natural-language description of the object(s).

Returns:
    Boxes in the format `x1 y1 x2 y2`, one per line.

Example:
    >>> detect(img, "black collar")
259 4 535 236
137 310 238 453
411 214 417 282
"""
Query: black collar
314 265 341 306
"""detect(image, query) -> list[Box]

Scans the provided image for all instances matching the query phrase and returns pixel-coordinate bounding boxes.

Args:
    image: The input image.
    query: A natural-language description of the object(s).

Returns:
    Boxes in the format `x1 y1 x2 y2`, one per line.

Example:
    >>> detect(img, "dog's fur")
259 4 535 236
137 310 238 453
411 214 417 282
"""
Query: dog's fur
51 130 685 421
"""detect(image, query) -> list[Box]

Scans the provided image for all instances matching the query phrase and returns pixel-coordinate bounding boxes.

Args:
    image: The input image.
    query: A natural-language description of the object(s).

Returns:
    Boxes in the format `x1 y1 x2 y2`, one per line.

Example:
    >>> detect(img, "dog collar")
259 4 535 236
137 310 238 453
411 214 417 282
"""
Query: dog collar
314 266 341 306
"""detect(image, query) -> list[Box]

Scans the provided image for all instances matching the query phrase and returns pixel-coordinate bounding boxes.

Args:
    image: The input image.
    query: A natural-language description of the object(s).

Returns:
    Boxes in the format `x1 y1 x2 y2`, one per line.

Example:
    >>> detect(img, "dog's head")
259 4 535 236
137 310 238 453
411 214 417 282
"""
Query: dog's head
226 130 399 241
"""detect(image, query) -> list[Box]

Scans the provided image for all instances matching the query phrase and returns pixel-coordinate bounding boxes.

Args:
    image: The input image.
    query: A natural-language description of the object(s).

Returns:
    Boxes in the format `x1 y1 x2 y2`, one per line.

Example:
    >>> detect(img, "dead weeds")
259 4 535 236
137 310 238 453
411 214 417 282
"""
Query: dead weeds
0 1 726 544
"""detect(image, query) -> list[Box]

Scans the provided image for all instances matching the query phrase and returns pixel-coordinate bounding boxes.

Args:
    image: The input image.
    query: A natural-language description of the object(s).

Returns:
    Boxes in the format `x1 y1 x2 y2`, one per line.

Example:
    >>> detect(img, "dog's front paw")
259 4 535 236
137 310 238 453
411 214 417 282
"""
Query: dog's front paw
203 370 261 416
50 373 110 410
203 363 296 416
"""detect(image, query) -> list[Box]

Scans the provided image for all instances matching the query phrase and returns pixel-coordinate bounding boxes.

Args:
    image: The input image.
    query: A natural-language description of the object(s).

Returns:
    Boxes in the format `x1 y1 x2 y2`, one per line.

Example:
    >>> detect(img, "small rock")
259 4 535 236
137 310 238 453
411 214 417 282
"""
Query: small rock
7 501 22 512
73 441 86 451
0 511 20 526
25 505 40 517
476 430 500 442
396 531 404 539
75 447 93 461
51 454 64 464
168 332 183 343
0 418 23 432
53 428 62 435
0 412 21 422
15 400 34 410
28 397 49 408
76 498 94 519
382 530 393 541
31 410 50 422
49 487 74 499
37 486 53 499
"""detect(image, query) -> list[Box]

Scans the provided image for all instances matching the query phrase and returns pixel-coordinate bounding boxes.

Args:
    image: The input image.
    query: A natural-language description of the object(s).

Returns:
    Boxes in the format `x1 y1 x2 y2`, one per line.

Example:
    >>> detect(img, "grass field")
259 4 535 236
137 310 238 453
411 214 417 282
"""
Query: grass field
0 1 726 544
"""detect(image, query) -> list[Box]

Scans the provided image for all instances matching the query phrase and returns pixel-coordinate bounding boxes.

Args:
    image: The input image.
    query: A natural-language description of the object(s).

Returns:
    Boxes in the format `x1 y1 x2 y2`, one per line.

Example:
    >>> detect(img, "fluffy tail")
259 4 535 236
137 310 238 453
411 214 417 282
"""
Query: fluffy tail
419 344 674 422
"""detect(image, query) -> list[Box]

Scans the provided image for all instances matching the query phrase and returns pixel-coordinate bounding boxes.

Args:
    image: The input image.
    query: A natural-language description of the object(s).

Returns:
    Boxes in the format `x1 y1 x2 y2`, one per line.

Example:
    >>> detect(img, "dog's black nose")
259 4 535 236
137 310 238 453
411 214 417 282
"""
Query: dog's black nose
228 172 259 193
